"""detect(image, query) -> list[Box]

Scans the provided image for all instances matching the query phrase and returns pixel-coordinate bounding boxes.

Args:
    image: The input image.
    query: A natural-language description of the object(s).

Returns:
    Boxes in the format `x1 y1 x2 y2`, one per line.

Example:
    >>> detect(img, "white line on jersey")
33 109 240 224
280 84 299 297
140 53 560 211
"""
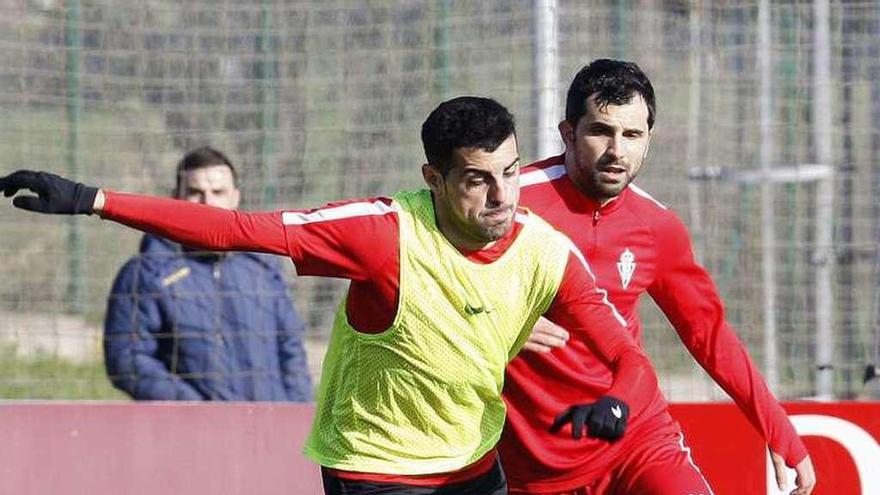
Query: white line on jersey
629 183 667 210
519 163 668 212
564 238 627 327
678 432 716 495
520 164 567 187
281 200 395 225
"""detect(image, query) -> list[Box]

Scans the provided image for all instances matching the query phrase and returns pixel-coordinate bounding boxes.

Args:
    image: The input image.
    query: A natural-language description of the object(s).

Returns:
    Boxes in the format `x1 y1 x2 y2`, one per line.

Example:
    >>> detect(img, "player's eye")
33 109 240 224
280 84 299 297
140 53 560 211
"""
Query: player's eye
586 125 611 135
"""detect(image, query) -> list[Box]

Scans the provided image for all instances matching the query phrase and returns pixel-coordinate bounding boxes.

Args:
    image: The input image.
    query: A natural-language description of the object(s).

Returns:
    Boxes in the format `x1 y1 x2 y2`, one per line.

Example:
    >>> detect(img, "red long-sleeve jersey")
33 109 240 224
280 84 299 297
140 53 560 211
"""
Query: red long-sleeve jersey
100 189 659 485
500 156 807 492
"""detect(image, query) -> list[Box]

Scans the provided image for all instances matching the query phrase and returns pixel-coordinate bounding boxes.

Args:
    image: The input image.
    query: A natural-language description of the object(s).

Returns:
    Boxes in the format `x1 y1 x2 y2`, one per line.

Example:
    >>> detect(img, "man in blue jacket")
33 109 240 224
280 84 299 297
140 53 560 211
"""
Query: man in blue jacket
103 146 313 401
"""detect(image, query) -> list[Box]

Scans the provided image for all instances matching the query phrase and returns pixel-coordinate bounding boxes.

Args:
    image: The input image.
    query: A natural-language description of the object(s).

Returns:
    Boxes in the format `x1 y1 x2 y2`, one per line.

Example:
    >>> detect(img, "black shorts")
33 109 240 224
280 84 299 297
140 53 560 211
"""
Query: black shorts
321 459 508 495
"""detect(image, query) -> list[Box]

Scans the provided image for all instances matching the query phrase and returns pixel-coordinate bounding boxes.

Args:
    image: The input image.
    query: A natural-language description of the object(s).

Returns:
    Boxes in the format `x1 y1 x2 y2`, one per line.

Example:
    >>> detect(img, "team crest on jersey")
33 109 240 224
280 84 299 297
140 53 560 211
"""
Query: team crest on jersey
616 249 636 290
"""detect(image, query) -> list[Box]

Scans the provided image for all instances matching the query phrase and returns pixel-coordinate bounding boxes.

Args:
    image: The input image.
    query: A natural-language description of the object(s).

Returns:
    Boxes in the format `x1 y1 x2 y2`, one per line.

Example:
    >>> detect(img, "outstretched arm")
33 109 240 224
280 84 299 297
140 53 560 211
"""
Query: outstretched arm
0 170 289 254
100 190 289 254
648 212 810 482
0 170 394 280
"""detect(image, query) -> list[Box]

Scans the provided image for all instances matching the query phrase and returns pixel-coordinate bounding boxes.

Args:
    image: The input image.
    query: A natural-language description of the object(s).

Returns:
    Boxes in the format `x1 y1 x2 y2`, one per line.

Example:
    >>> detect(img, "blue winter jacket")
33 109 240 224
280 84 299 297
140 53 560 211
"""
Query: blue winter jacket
104 235 313 402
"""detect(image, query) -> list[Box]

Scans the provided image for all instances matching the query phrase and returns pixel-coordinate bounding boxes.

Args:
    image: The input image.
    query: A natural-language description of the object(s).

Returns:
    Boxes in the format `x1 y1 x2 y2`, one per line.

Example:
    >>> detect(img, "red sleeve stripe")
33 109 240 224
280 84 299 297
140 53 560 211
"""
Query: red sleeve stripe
565 238 628 327
520 163 566 187
281 200 396 225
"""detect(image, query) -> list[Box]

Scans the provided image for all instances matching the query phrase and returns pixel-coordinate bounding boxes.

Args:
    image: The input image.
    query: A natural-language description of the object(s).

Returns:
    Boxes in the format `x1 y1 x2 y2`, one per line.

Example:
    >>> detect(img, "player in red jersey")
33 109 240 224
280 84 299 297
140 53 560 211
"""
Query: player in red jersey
1 97 661 495
501 60 816 495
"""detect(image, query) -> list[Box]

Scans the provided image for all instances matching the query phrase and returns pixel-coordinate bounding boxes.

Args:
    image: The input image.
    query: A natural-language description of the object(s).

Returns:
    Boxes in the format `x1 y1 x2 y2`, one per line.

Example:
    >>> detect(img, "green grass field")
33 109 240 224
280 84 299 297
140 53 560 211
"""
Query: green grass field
0 344 127 400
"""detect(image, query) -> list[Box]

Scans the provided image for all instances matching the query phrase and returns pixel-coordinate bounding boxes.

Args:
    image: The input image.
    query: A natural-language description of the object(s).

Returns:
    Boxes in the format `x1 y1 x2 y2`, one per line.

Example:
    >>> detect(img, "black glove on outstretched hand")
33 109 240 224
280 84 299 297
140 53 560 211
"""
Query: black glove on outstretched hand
0 170 98 215
550 395 630 442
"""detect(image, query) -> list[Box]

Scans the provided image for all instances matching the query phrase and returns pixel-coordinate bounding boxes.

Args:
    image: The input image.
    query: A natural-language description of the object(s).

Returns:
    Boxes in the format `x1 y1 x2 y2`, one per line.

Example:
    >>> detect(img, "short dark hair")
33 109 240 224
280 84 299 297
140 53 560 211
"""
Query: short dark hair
565 59 656 130
175 146 238 195
421 96 515 176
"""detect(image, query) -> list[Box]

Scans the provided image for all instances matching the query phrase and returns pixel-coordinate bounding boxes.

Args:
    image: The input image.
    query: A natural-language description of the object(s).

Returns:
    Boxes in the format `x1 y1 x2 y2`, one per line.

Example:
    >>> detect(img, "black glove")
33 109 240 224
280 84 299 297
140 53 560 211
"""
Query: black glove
550 395 629 442
0 170 98 215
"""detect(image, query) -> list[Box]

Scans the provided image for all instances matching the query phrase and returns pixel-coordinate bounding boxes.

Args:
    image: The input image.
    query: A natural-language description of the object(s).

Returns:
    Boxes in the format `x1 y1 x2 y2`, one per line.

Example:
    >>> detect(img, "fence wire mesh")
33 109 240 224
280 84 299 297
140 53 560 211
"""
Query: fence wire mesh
0 0 878 401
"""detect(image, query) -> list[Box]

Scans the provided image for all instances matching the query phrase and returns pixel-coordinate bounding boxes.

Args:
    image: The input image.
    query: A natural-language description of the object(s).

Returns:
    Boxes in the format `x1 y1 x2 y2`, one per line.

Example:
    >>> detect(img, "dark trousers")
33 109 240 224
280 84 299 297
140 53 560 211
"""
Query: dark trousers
321 459 507 495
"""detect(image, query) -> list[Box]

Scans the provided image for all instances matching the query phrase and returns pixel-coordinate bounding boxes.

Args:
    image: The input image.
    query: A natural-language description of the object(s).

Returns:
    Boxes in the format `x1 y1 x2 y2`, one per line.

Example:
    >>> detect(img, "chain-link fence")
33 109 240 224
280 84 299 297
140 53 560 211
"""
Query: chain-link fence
0 0 878 401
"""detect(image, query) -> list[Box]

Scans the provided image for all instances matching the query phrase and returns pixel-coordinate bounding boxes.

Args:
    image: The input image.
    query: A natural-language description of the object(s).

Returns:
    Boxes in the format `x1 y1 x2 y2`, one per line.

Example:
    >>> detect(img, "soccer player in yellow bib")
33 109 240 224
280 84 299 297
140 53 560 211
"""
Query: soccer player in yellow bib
1 97 659 495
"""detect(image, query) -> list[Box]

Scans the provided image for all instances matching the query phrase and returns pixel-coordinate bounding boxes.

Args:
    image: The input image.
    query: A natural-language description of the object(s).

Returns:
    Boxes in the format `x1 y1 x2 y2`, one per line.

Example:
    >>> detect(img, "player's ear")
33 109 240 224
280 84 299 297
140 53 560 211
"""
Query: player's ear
421 163 444 194
643 127 654 161
558 120 575 149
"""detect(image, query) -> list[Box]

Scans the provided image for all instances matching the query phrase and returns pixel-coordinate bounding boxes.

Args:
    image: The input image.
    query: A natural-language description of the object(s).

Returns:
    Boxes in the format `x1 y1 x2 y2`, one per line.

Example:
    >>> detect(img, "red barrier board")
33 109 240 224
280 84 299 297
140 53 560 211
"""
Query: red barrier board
1 402 877 494
669 402 880 494
0 402 323 495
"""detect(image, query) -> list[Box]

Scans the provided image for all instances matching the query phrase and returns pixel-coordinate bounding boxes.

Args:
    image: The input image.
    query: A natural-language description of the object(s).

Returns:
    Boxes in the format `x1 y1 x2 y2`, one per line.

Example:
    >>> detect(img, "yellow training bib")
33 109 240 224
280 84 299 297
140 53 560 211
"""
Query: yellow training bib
304 189 571 474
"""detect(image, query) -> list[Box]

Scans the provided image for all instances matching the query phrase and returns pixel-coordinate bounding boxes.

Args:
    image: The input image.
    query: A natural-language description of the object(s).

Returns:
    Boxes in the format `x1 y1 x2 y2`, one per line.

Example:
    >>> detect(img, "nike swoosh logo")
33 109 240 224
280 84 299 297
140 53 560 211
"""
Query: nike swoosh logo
611 405 622 419
465 304 492 315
